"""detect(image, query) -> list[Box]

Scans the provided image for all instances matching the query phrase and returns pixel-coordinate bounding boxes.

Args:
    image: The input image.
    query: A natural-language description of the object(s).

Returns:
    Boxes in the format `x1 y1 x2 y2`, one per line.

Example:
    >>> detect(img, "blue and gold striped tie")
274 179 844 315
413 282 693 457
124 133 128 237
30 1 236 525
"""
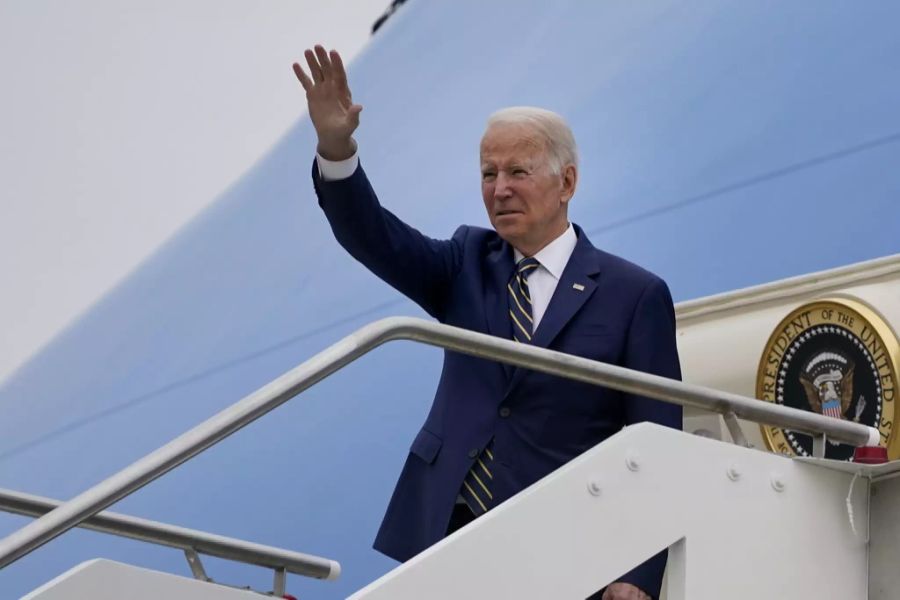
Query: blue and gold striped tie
460 257 540 516
508 257 540 343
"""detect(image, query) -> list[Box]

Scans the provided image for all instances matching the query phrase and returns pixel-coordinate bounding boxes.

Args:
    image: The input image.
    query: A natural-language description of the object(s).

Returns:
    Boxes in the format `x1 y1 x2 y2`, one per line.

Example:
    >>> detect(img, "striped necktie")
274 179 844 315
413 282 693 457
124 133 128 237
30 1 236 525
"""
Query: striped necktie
508 257 540 343
460 257 541 517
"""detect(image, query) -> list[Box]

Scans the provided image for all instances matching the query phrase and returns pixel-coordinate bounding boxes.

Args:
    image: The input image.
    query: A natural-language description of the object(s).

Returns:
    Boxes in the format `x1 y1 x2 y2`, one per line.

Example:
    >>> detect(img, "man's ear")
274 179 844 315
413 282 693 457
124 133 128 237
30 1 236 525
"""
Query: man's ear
560 164 578 205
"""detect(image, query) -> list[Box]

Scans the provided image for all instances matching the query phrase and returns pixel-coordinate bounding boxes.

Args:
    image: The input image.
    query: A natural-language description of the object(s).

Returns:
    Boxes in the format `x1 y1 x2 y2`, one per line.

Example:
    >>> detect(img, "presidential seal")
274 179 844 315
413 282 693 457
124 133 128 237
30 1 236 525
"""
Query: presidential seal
757 298 900 460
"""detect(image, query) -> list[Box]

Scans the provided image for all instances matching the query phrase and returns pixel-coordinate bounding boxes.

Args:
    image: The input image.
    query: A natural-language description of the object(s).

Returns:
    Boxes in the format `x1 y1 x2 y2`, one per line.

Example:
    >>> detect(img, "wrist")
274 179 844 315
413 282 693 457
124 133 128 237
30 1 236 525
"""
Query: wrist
317 137 357 161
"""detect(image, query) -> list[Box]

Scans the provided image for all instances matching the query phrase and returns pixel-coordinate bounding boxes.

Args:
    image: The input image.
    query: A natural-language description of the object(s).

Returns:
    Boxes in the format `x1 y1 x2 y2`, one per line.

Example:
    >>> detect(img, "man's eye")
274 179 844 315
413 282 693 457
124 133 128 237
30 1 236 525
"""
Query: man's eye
482 172 496 181
513 168 528 176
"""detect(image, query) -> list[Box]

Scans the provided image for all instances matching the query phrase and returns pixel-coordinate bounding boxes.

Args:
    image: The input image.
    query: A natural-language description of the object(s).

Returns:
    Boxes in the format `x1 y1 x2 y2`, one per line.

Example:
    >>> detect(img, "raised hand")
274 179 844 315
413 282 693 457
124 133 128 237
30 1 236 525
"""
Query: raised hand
293 45 362 161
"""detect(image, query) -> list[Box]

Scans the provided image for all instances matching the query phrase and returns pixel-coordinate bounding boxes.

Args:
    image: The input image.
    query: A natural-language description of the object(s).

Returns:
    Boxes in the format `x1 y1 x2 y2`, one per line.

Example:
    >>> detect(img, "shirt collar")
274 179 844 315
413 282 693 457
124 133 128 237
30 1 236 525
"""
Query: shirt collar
513 223 577 280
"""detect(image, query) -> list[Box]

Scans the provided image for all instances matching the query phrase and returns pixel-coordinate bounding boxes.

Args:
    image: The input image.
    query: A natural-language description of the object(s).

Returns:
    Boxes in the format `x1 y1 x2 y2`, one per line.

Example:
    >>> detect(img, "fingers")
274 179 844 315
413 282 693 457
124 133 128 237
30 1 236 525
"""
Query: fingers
292 62 313 91
304 49 324 83
314 45 333 81
297 45 347 92
330 49 349 91
600 583 648 600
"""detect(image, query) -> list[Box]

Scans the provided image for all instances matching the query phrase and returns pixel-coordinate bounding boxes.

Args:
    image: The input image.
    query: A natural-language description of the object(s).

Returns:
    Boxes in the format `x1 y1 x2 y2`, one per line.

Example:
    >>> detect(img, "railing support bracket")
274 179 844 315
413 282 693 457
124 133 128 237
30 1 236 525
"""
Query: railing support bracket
184 548 212 582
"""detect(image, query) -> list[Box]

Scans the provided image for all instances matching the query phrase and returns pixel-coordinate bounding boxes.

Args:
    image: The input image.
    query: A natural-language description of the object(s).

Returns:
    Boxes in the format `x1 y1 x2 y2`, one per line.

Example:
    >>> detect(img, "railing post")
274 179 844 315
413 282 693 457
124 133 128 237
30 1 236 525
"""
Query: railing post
812 434 827 459
184 549 211 582
722 411 752 448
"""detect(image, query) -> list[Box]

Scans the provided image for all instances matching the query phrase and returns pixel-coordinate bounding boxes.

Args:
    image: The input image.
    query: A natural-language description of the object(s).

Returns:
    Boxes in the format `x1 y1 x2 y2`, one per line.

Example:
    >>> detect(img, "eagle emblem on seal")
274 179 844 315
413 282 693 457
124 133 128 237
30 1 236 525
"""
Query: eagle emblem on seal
799 351 863 421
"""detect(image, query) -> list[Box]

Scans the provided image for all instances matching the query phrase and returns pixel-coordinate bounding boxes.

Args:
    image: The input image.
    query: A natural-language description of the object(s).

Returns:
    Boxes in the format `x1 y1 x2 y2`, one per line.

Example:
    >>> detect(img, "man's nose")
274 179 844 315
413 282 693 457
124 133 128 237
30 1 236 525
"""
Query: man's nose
493 172 513 199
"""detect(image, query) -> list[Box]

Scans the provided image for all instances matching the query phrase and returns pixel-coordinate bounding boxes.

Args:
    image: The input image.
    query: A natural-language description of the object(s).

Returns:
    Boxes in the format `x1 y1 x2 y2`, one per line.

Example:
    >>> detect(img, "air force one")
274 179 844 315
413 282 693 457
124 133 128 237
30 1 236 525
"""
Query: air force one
1 2 899 598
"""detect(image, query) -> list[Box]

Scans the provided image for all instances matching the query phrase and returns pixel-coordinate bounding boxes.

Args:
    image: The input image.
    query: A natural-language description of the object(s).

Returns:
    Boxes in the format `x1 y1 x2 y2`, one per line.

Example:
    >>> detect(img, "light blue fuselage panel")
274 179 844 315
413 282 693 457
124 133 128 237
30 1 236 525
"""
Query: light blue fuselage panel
2 2 899 597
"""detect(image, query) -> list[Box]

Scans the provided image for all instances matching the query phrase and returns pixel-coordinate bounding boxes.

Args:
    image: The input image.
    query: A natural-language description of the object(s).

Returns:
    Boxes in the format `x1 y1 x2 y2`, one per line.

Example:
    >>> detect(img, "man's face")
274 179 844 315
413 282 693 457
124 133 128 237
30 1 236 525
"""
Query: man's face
480 123 575 256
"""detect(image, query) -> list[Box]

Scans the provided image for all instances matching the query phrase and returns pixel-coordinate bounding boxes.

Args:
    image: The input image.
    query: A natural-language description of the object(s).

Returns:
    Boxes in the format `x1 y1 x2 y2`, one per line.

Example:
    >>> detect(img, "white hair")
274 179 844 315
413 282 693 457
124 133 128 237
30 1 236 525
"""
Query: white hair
484 106 578 175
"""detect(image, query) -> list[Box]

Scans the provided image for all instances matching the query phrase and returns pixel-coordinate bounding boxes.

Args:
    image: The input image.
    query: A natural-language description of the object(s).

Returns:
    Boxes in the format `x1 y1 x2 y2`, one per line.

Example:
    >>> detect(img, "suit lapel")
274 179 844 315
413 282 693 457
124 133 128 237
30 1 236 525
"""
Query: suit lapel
504 227 602 396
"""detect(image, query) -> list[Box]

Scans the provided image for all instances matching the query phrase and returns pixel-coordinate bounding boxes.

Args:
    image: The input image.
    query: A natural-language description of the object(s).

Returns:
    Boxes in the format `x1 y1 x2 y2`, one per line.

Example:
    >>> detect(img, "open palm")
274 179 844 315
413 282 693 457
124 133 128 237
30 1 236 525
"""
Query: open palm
293 45 362 160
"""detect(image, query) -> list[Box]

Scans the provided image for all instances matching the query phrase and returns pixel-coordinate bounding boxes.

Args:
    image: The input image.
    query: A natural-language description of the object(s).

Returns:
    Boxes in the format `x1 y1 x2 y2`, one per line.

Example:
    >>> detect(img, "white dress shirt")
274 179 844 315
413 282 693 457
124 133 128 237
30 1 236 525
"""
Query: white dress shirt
316 152 577 333
512 224 576 332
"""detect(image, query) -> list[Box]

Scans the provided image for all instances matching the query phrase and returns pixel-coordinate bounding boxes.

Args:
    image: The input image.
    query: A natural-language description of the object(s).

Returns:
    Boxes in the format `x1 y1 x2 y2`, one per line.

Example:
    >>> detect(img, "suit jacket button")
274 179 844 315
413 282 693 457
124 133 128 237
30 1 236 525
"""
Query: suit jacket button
499 407 511 418
468 449 479 459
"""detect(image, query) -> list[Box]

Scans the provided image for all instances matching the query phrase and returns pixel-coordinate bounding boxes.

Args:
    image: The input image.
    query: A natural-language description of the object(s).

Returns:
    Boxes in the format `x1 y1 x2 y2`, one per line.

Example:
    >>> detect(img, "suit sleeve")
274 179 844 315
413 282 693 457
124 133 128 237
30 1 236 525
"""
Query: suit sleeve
622 276 683 428
311 159 464 320
615 276 682 600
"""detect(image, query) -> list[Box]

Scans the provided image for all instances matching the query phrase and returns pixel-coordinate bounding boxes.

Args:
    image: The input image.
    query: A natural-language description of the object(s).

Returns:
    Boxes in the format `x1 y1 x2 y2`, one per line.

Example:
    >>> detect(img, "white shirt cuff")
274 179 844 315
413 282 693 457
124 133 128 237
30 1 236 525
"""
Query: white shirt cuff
316 152 359 181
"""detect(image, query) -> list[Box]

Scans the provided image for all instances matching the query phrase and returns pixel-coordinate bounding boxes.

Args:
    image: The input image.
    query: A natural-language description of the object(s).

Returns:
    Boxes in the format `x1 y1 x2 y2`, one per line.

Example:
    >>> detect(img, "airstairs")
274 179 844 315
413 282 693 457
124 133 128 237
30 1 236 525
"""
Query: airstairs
1 317 894 599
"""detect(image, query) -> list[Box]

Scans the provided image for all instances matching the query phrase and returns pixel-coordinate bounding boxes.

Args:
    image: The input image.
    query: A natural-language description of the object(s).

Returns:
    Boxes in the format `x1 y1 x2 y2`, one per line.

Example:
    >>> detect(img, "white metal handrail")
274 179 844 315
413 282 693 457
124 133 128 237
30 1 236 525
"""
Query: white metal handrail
0 487 339 581
0 316 880 569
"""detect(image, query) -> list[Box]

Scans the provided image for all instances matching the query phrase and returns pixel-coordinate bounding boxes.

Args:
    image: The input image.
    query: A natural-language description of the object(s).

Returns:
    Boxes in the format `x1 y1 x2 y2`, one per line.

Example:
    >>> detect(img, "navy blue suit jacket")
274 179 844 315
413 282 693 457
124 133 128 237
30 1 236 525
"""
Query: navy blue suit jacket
312 161 682 597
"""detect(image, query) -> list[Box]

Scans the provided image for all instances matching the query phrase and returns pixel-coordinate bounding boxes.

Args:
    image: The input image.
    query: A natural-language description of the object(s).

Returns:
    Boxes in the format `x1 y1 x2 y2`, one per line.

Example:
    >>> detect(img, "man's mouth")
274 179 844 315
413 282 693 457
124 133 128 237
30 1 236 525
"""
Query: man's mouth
496 210 522 217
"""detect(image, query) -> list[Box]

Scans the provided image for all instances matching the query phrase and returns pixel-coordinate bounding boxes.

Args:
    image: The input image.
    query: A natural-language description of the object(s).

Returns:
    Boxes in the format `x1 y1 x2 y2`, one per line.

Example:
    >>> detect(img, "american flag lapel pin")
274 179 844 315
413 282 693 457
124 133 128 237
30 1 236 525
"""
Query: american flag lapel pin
572 283 585 291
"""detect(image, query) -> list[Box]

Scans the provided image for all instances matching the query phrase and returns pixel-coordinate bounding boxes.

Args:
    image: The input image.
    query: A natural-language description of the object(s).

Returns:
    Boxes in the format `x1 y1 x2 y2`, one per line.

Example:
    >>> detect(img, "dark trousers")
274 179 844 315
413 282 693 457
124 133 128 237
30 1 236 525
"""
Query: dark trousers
445 502 477 535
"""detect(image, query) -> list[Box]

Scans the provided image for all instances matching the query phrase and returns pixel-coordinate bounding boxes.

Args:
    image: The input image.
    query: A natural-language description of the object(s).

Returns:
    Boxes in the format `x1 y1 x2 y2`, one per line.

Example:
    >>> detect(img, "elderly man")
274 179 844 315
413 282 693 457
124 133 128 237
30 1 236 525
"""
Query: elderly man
294 45 682 600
